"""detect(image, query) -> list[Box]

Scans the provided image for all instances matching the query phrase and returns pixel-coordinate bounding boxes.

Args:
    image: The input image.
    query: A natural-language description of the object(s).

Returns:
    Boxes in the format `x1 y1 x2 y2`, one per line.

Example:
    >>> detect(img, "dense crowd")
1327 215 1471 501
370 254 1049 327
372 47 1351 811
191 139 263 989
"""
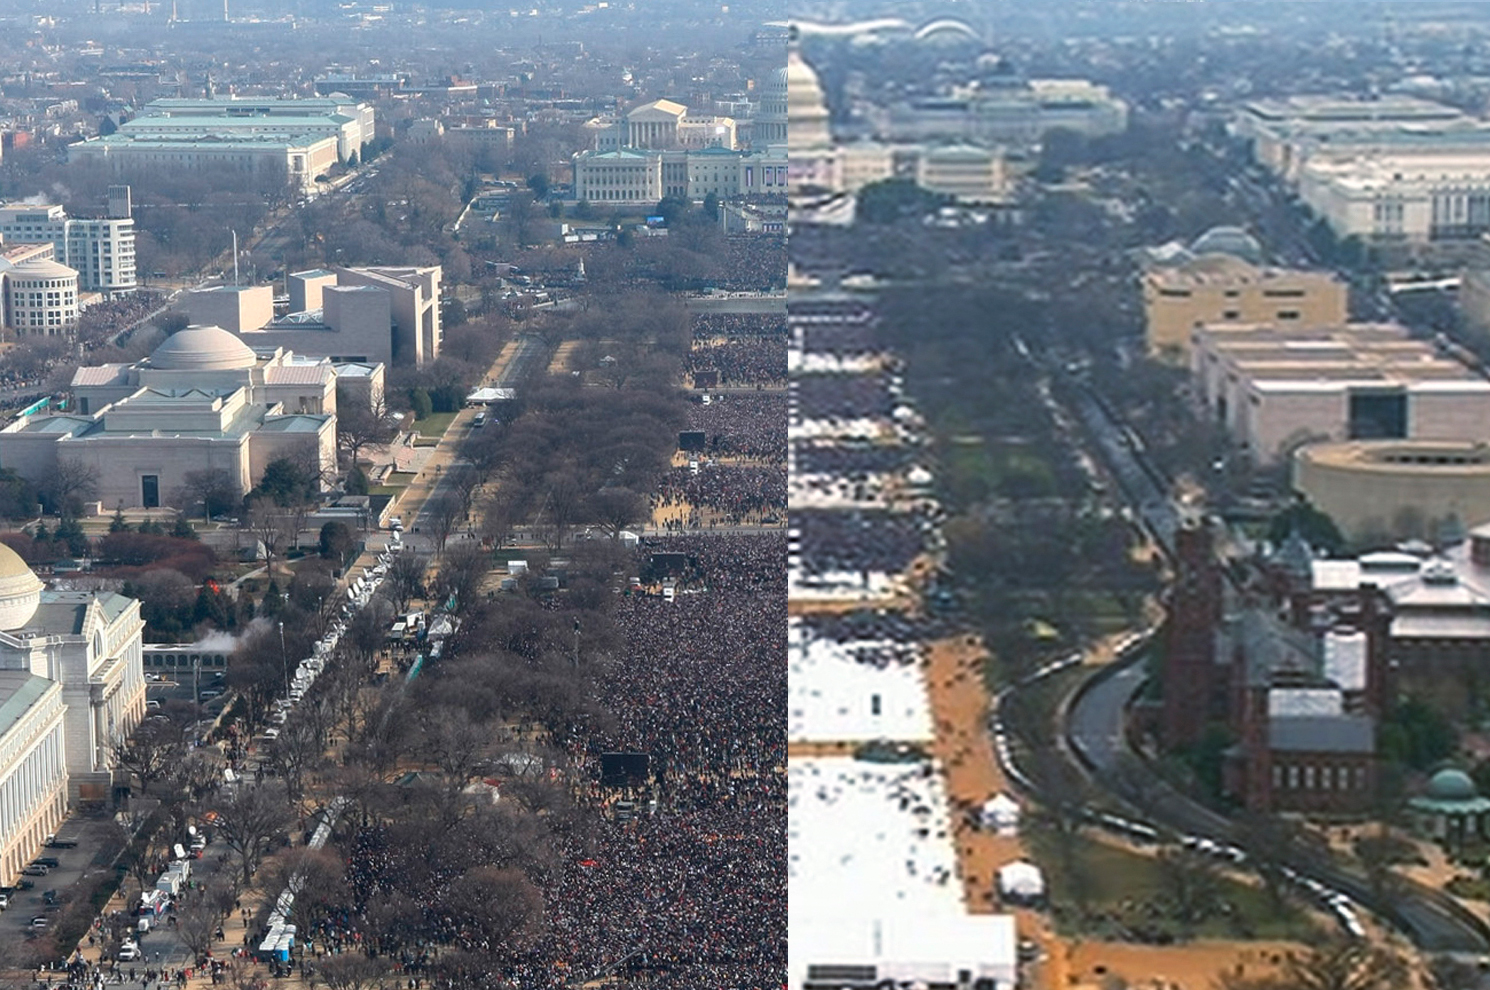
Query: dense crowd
798 322 882 355
792 508 929 576
691 313 787 340
685 395 787 463
321 378 787 988
714 237 785 293
793 373 898 422
554 534 785 986
686 339 787 386
656 465 785 521
793 440 915 478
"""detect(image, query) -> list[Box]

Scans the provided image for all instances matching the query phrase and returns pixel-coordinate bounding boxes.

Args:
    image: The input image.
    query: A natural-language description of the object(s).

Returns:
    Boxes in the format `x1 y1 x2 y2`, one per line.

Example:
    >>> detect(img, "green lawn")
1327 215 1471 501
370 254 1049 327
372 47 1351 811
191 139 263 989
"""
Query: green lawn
1027 832 1324 944
412 411 459 439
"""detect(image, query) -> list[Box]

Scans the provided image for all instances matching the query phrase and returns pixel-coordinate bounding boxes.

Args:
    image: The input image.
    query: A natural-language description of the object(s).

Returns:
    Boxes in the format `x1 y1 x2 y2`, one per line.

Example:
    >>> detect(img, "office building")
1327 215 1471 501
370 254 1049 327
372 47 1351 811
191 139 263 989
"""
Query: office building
1294 440 1490 543
878 78 1127 147
1299 153 1490 243
1234 94 1481 183
0 244 80 337
184 266 441 368
69 96 374 193
1191 322 1490 464
0 202 136 295
1143 254 1348 360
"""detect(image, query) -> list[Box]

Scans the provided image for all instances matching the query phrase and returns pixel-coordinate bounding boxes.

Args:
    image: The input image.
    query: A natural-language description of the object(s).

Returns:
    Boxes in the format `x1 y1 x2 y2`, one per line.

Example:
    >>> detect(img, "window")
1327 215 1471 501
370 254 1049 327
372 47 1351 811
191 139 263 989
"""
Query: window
1277 310 1301 320
141 475 159 509
1223 310 1241 320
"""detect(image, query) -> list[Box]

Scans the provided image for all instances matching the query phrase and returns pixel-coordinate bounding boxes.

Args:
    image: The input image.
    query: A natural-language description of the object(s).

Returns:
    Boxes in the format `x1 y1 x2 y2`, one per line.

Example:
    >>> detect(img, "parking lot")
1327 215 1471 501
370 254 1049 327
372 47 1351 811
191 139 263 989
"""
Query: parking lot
0 814 129 953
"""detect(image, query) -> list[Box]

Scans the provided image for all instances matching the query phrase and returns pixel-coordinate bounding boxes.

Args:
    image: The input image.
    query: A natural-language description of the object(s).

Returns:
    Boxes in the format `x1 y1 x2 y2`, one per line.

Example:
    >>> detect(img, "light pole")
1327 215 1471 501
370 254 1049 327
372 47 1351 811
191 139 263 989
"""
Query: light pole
278 621 290 697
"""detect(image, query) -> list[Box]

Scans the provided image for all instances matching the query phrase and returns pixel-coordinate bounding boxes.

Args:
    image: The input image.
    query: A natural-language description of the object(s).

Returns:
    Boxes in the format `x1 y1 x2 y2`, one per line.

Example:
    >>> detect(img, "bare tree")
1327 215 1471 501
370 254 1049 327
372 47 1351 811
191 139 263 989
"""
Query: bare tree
113 718 182 797
209 782 293 886
319 952 390 990
429 494 462 555
174 468 241 522
437 866 543 954
337 398 399 472
245 497 288 577
1214 941 1408 990
587 486 646 539
266 716 325 805
44 459 99 516
176 888 234 962
382 552 428 614
419 707 490 794
1155 846 1222 931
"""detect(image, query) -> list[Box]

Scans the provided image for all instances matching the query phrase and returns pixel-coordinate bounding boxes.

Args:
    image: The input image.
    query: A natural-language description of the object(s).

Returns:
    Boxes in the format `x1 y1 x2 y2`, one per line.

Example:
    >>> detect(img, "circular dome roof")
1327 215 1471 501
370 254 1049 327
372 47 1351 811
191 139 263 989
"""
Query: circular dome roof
14 259 77 280
151 325 257 372
1190 226 1264 264
0 542 43 631
787 48 832 151
1428 768 1478 802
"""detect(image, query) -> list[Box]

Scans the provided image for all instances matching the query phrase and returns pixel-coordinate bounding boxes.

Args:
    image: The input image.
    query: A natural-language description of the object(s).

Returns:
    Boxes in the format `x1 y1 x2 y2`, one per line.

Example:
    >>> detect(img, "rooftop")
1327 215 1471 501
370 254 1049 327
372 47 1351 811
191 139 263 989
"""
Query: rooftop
0 671 56 740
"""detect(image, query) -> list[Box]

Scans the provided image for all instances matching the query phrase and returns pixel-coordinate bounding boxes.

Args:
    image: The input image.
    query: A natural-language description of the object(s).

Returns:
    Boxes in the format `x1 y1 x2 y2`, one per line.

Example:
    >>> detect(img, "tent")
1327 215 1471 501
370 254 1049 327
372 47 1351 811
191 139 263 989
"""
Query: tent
980 792 1021 833
996 860 1046 903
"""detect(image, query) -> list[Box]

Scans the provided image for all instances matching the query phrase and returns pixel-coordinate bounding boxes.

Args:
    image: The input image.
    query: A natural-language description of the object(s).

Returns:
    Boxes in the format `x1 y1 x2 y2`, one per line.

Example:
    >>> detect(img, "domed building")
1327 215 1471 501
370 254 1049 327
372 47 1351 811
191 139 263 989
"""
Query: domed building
756 63 789 146
0 325 338 511
1410 768 1490 848
787 46 833 152
1190 225 1266 265
0 542 144 884
2 255 80 338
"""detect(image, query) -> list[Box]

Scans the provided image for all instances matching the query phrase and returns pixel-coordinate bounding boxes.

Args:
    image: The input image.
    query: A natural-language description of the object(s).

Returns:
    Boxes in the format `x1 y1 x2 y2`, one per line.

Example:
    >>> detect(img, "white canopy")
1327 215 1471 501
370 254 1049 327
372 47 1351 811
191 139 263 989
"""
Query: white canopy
980 792 1021 831
997 860 1045 900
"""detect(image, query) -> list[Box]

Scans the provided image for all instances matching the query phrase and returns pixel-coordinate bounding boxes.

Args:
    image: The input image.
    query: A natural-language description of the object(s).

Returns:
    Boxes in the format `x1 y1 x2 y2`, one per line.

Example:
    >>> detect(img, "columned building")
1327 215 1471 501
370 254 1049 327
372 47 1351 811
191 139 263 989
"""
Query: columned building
0 671 67 887
0 543 144 884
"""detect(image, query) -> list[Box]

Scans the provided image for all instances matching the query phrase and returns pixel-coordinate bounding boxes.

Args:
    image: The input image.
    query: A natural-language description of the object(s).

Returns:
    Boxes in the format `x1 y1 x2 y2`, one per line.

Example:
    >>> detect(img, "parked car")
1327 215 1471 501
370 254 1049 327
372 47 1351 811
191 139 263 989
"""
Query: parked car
32 857 60 868
21 865 48 877
118 943 141 962
0 892 9 910
29 916 48 929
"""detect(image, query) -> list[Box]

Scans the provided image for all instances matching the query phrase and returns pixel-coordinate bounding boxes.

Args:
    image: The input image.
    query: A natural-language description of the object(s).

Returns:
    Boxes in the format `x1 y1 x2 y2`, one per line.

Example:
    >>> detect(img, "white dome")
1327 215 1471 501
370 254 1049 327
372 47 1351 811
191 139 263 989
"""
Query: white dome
787 47 832 151
13 259 77 280
151 325 258 372
0 542 43 631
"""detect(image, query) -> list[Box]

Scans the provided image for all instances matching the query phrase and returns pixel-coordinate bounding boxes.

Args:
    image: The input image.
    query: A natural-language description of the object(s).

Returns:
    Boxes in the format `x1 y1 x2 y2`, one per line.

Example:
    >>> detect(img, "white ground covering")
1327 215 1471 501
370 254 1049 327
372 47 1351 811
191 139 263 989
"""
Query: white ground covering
788 620 932 743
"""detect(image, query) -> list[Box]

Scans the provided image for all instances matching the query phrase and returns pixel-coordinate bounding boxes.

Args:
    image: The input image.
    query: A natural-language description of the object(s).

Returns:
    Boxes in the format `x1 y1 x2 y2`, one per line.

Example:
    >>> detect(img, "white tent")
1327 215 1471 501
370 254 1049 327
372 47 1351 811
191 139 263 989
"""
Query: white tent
996 860 1046 902
980 792 1021 833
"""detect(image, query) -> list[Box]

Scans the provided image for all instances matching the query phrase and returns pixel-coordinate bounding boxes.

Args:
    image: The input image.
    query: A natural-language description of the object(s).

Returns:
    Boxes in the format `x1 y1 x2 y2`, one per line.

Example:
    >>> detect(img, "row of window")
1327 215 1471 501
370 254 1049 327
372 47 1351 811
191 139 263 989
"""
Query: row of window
1273 763 1366 791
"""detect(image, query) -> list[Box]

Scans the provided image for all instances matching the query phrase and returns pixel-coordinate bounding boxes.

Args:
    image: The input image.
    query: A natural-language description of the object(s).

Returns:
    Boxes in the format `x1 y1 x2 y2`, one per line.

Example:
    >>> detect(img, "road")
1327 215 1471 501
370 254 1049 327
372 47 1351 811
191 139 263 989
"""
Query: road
399 334 548 554
1067 649 1490 953
1044 319 1490 953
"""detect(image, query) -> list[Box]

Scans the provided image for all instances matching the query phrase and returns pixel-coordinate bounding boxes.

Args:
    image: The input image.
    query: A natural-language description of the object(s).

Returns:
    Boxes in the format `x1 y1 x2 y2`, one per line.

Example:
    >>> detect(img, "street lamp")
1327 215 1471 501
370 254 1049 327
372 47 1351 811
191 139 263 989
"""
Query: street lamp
278 621 290 697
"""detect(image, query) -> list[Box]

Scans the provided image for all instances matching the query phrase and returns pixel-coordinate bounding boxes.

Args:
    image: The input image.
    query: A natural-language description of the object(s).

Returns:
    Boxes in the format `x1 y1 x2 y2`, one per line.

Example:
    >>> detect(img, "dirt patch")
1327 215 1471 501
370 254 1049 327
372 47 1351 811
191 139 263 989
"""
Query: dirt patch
548 339 581 375
1058 939 1297 990
924 635 1029 914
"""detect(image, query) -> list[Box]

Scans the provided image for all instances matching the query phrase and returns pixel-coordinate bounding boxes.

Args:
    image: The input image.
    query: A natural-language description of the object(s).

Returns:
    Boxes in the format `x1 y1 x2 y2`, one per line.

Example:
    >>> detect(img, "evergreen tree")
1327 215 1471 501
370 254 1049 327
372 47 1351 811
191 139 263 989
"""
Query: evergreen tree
261 580 284 616
109 504 130 534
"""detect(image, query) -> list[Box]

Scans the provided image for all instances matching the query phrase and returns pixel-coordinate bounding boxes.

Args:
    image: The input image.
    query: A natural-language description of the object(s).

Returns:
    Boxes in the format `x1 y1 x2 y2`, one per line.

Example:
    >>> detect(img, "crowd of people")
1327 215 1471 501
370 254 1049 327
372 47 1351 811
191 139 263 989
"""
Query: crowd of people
312 343 787 988
685 339 787 386
690 313 787 340
655 465 785 521
793 372 898 422
793 508 929 578
685 396 787 463
547 533 786 987
794 441 915 478
714 237 785 294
